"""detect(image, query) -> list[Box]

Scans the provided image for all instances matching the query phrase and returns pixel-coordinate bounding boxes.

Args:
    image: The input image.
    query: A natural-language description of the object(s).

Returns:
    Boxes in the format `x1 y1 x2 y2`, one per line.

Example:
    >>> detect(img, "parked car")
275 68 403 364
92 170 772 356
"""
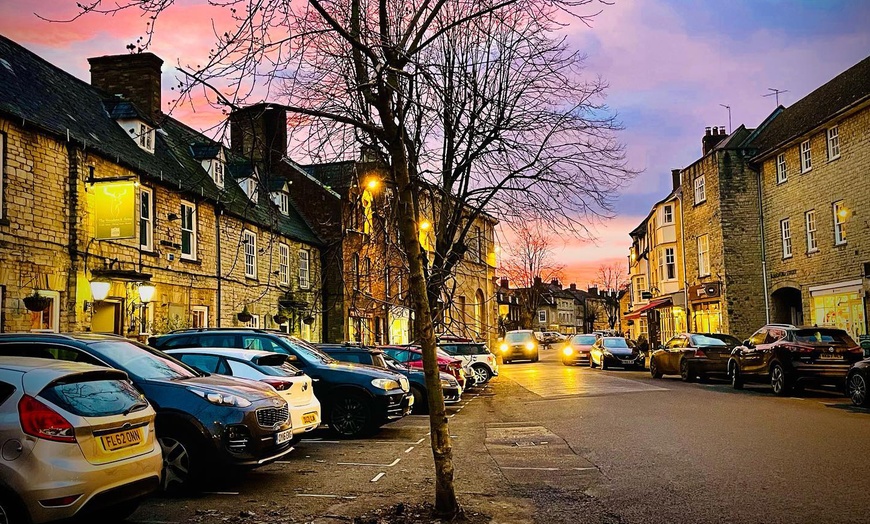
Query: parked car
498 330 539 363
535 331 566 346
728 324 864 396
561 334 598 366
649 333 741 381
437 340 498 385
151 329 413 438
0 356 163 523
845 357 870 407
163 348 321 440
379 345 468 391
590 336 644 370
0 333 294 493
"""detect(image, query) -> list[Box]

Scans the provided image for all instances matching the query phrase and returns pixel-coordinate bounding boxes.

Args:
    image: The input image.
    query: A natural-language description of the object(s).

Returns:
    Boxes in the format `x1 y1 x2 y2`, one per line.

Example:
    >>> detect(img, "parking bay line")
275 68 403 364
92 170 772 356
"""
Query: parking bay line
371 472 386 482
337 458 401 467
405 446 415 453
500 466 598 472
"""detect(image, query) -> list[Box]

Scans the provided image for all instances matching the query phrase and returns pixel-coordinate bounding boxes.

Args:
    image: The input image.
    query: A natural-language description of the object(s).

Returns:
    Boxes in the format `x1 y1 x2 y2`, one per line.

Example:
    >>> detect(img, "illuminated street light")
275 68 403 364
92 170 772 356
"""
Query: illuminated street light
89 279 111 301
419 220 431 231
138 282 156 303
366 178 379 190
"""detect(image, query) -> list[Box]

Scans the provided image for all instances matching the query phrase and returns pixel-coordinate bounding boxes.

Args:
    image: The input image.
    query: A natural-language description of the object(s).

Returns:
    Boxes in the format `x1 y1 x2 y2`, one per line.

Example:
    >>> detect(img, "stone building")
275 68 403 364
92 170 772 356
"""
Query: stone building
494 277 522 336
748 55 870 340
0 37 322 339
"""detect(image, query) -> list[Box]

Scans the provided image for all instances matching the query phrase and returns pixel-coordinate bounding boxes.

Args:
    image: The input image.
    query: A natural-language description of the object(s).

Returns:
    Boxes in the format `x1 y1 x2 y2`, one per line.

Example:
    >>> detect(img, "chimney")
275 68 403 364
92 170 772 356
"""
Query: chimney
702 125 728 155
229 103 288 170
570 283 577 291
588 286 598 296
533 276 542 287
89 53 164 120
500 278 509 289
550 278 561 289
671 169 681 191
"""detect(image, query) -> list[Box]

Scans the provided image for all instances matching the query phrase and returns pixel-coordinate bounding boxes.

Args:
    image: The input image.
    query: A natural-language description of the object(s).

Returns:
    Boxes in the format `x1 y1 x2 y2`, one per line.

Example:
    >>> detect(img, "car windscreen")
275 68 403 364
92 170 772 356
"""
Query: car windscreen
793 329 856 346
602 338 629 349
90 341 200 381
505 332 531 343
690 335 728 347
704 334 742 347
274 334 335 364
41 375 147 417
572 335 597 345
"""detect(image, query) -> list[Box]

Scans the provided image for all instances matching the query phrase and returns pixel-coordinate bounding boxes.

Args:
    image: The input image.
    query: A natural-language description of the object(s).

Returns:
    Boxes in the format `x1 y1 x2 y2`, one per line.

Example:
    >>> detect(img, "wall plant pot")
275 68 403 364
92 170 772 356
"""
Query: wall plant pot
303 315 315 325
236 306 253 323
273 314 289 325
23 292 52 312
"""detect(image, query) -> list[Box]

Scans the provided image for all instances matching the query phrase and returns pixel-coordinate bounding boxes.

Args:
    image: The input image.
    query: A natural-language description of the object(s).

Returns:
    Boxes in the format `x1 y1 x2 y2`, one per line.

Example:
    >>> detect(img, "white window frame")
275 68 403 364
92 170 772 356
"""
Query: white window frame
697 234 710 277
180 201 197 260
663 204 674 224
538 310 546 323
243 230 257 278
776 153 787 184
805 210 817 253
244 314 260 329
634 276 646 303
800 140 812 173
28 290 60 333
273 192 290 215
693 175 706 205
298 249 310 289
827 126 840 161
278 243 290 286
138 122 153 153
780 218 792 259
213 160 224 188
664 248 676 280
245 178 258 202
833 201 846 245
191 306 209 328
139 186 153 252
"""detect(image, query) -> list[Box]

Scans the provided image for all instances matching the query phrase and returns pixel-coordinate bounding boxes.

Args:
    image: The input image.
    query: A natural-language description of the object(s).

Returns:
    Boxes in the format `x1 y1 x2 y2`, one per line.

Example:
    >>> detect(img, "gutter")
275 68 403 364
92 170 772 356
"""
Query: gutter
755 168 770 324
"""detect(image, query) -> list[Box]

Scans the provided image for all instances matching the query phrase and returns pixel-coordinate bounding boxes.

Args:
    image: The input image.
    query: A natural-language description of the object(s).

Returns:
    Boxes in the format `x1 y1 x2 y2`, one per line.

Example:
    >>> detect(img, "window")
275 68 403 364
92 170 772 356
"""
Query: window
139 186 153 251
243 230 257 278
213 160 224 188
664 248 676 280
805 210 817 252
180 201 196 260
827 126 840 160
299 250 310 289
273 192 290 215
364 257 372 291
352 254 360 289
538 310 546 323
780 218 792 259
244 315 260 329
28 290 59 333
663 205 673 224
191 306 208 328
697 234 710 276
833 201 847 245
244 178 258 202
138 123 153 152
0 131 5 219
278 244 290 285
800 140 812 173
776 153 787 184
634 276 646 303
693 175 706 204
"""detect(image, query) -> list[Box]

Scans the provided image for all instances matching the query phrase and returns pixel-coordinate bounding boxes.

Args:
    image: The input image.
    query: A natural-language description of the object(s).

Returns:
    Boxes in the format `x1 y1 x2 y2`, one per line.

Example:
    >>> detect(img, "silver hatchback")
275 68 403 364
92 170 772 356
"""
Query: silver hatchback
0 357 162 523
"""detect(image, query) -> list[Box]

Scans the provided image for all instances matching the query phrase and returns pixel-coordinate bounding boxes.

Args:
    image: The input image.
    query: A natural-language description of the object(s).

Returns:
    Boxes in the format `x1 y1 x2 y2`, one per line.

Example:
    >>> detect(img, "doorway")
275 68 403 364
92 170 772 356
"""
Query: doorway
92 301 123 334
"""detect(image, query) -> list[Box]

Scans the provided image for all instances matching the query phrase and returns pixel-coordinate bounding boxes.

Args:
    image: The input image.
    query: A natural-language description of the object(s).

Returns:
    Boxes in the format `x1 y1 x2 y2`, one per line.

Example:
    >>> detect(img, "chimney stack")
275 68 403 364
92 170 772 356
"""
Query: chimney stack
229 103 288 171
671 168 681 191
550 278 562 289
588 286 599 296
500 278 509 289
533 276 542 287
570 283 577 291
702 125 728 155
88 53 164 120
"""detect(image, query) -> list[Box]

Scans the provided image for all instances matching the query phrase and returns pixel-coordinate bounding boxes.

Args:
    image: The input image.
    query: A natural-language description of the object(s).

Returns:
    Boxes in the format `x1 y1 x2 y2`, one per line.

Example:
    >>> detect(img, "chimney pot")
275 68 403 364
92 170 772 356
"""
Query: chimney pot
705 126 712 136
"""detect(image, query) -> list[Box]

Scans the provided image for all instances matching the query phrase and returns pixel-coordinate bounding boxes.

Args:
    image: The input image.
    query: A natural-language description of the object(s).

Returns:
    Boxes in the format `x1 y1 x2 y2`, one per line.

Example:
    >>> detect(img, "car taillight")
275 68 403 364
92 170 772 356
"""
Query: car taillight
18 395 76 443
783 344 812 354
262 378 294 391
694 349 707 358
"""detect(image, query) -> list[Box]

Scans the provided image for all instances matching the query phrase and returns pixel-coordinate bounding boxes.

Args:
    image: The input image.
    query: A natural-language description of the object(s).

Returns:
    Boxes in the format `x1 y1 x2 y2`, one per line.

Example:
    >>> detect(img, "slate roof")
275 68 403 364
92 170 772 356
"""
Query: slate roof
301 160 357 192
0 35 321 247
747 55 870 158
189 143 222 160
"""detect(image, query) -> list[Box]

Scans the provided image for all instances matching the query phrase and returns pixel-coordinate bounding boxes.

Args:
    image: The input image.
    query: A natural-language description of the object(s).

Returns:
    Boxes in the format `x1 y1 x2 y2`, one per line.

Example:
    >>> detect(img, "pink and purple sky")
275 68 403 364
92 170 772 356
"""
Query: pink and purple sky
2 0 869 287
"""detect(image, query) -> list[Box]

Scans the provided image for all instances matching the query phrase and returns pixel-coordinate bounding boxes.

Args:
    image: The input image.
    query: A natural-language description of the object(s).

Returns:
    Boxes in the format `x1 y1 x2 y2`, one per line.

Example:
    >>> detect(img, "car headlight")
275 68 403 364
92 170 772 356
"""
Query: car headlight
500 343 508 352
562 347 573 356
399 377 409 392
525 342 535 351
440 379 452 387
371 378 402 391
188 387 252 407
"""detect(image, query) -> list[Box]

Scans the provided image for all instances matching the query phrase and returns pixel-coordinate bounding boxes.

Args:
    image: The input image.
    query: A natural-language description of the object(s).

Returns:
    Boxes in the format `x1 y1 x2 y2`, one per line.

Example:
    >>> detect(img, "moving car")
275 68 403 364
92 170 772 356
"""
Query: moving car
151 329 413 438
0 333 294 493
561 334 597 366
649 333 741 381
163 348 321 439
499 330 539 363
846 357 870 407
0 357 163 523
535 331 566 346
590 336 644 370
436 339 498 385
379 345 468 391
728 324 864 395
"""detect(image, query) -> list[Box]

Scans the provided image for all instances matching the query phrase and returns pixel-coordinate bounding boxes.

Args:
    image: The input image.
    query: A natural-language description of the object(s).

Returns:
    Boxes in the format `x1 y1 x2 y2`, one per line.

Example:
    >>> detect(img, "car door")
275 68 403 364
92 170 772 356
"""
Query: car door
757 328 785 372
591 339 602 365
740 329 769 376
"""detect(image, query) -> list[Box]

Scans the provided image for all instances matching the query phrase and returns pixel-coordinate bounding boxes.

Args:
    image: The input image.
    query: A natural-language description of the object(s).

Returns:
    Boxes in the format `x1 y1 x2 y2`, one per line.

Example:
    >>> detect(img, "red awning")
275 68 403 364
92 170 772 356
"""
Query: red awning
623 298 672 320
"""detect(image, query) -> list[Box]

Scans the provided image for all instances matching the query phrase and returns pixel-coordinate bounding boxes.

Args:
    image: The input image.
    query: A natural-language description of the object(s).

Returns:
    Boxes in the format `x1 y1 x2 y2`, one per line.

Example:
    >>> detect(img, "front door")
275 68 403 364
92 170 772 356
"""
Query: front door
92 301 122 334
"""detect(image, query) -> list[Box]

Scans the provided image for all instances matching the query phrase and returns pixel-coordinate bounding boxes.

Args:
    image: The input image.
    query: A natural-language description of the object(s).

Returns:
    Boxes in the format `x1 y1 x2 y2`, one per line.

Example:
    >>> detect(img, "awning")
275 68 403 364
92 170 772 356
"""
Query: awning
623 298 672 320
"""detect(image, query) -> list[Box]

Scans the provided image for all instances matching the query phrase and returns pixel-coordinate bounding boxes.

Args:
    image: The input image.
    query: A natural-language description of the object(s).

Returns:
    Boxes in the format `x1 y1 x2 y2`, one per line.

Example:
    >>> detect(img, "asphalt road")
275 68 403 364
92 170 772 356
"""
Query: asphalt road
130 348 870 523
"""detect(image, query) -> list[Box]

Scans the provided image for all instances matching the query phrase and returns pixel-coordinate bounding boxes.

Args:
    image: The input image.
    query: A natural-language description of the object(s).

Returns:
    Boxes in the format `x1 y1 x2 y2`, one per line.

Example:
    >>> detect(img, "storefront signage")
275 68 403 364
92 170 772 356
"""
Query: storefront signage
94 181 136 239
688 282 720 301
769 269 797 280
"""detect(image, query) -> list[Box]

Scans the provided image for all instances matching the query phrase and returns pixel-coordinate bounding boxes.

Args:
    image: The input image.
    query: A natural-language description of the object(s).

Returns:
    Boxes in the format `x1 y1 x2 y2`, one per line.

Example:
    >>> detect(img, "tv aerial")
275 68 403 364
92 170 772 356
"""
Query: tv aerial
763 88 788 106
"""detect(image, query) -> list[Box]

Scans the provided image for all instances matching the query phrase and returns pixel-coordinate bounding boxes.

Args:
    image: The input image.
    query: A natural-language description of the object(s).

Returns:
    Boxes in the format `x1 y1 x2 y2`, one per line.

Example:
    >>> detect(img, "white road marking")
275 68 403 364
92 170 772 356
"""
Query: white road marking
371 472 386 482
337 458 401 467
415 437 426 444
405 446 415 453
300 439 341 444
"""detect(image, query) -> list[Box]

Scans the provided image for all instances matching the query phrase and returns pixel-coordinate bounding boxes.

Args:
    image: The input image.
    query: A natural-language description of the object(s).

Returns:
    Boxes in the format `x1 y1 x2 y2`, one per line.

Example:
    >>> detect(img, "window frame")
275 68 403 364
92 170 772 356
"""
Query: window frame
693 175 706 205
827 126 840 161
538 310 546 323
278 243 290 286
805 210 817 253
191 306 209 329
776 153 787 184
139 186 154 252
243 230 257 278
634 276 646 303
138 122 154 152
180 200 197 261
833 201 846 245
800 140 812 173
213 160 224 188
697 234 710 277
664 247 676 280
663 204 674 224
780 218 792 259
298 250 310 289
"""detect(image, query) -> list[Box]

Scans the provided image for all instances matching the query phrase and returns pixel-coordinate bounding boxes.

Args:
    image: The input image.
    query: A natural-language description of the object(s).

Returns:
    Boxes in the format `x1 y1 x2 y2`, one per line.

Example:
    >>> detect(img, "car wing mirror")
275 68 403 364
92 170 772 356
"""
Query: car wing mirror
742 340 751 348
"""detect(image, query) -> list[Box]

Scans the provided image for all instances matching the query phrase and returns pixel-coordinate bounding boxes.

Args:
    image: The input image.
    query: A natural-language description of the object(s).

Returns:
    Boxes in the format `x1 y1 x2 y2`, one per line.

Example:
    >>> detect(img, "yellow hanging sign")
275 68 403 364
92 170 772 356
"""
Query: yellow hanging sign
94 181 136 239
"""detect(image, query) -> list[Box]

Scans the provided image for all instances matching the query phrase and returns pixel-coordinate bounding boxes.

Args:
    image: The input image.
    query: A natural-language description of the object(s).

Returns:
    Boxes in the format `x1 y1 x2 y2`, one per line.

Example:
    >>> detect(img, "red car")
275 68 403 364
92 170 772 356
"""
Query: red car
380 346 467 391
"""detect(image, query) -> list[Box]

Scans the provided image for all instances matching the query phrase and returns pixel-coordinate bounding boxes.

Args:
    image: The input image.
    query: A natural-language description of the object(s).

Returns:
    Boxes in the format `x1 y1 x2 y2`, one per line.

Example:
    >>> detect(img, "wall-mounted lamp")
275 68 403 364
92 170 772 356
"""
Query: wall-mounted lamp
138 282 156 304
167 213 179 221
89 278 111 301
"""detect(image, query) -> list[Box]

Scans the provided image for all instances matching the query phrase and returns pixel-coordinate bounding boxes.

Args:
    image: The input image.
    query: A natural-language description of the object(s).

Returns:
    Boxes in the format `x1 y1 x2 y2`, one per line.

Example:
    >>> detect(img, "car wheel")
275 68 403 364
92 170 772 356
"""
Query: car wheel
770 363 791 396
589 356 596 368
0 491 25 524
600 358 607 371
531 352 539 363
679 358 694 382
649 358 663 379
158 426 203 494
730 362 743 390
410 386 427 415
330 393 372 438
847 372 868 407
472 365 492 384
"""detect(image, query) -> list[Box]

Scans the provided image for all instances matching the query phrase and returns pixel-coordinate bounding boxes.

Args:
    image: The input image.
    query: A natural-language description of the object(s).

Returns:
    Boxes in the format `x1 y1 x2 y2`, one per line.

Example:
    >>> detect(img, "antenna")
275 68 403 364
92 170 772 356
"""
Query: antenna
719 104 732 133
763 88 788 106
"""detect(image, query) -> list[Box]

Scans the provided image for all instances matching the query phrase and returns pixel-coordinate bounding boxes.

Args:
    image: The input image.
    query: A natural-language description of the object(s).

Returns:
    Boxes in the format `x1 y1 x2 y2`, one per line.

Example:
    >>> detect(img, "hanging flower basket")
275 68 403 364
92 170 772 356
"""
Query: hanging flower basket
23 291 52 312
236 306 253 323
303 315 315 325
273 313 289 325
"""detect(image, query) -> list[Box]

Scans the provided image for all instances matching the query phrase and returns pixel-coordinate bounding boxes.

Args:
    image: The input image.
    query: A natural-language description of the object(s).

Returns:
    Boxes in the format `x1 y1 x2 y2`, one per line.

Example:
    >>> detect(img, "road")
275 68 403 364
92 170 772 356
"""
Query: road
131 348 870 523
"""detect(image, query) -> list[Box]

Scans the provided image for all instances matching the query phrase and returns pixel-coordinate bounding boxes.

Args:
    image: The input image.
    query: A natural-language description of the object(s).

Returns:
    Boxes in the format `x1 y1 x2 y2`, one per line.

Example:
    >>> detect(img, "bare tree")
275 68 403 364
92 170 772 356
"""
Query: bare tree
596 262 629 330
500 223 564 328
59 0 637 517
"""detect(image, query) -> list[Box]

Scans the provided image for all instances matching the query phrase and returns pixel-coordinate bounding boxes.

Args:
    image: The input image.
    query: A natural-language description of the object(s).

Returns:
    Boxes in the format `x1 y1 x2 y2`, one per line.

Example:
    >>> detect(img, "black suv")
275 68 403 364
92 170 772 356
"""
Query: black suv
151 330 413 437
0 333 294 493
729 324 864 395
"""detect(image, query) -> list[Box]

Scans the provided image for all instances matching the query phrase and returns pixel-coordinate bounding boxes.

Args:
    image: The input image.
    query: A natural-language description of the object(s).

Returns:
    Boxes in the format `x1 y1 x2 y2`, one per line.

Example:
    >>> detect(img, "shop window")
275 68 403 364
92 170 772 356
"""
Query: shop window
811 289 865 338
693 302 722 333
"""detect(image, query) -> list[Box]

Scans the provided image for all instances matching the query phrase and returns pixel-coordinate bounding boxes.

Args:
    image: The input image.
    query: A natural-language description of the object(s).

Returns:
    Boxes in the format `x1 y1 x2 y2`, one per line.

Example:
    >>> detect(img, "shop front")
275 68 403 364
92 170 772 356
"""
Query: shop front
808 280 867 339
688 282 723 334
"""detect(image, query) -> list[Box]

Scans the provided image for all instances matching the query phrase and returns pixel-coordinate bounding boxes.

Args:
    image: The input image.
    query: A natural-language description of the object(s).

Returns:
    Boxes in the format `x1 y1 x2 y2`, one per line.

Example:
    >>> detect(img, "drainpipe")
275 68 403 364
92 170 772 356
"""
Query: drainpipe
215 205 223 327
756 168 771 323
677 192 690 332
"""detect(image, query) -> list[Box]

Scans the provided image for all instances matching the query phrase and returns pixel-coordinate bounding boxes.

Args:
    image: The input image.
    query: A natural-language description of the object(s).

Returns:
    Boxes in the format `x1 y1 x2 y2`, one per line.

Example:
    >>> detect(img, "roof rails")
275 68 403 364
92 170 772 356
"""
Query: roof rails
766 323 797 329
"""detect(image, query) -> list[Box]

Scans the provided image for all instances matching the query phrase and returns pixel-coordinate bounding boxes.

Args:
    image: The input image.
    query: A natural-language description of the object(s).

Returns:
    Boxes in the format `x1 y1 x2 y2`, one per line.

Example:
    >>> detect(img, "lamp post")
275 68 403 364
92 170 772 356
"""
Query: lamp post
137 282 156 336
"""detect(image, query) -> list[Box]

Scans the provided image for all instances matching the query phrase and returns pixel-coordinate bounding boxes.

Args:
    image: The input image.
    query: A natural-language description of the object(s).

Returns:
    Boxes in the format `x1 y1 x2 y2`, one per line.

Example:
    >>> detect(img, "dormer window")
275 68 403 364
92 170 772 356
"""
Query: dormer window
243 178 259 203
138 123 154 152
213 160 224 188
272 191 290 215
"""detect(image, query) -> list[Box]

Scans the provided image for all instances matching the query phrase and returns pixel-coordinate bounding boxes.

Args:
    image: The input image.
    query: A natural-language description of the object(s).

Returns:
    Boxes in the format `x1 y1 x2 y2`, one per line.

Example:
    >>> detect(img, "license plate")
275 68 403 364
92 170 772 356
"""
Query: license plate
275 428 293 445
621 359 634 364
100 428 143 452
818 353 840 360
302 412 318 425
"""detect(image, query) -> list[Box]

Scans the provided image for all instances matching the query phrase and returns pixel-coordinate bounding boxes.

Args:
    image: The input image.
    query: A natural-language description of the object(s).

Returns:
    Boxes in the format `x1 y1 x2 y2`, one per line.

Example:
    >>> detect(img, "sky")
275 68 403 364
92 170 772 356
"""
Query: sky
2 0 869 288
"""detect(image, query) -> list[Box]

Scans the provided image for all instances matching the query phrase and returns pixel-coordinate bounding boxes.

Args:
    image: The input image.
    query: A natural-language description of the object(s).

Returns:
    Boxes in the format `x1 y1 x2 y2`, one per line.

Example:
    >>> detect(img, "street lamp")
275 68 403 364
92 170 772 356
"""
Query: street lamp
366 178 379 191
138 282 156 304
419 220 431 231
89 278 111 301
